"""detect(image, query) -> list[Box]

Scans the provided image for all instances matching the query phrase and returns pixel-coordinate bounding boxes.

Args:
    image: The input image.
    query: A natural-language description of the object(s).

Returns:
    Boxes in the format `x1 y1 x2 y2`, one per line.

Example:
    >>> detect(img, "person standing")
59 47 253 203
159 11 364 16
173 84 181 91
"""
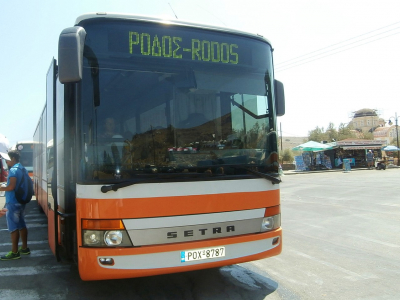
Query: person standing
0 150 30 260
366 150 374 169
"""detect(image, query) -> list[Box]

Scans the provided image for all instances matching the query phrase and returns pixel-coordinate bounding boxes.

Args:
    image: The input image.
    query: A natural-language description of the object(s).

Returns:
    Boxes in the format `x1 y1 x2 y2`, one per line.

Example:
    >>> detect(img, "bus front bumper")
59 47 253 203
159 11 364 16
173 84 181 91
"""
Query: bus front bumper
77 228 282 281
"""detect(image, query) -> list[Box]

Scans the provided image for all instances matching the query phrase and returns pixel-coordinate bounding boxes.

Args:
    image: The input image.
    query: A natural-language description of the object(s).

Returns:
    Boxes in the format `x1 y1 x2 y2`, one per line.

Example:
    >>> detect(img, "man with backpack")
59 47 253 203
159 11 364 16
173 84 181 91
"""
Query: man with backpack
0 150 30 260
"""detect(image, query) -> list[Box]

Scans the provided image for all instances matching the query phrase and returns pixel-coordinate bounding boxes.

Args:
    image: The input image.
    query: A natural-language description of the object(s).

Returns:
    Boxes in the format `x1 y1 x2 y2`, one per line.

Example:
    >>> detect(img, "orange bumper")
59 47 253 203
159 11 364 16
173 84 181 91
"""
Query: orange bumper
78 228 282 281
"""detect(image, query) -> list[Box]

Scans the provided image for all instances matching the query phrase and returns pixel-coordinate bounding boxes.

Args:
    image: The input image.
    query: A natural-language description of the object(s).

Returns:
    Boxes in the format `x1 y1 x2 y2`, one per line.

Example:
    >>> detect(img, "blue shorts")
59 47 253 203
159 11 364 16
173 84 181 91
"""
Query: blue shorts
5 203 27 233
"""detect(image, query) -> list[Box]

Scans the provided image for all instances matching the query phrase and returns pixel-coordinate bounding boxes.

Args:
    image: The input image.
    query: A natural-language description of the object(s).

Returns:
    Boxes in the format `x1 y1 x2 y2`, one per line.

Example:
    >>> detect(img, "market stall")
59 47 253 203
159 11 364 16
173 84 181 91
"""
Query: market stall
381 145 400 166
335 139 385 168
292 141 333 171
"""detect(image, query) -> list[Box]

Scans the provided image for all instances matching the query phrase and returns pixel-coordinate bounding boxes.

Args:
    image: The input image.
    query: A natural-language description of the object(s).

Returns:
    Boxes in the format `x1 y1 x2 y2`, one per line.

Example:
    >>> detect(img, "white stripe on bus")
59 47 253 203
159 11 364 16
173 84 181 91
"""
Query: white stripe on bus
123 208 265 230
77 178 278 199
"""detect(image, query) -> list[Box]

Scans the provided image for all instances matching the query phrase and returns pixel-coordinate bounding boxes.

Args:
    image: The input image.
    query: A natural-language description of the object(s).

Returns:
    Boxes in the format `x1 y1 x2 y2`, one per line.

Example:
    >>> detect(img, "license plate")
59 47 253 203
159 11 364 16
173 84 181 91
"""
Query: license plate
181 246 225 262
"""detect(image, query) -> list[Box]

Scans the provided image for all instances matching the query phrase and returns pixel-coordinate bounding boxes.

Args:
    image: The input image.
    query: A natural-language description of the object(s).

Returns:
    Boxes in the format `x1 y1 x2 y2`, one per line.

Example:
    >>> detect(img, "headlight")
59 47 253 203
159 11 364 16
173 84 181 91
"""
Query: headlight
82 219 133 247
82 230 133 247
105 231 123 246
260 214 281 232
83 231 102 246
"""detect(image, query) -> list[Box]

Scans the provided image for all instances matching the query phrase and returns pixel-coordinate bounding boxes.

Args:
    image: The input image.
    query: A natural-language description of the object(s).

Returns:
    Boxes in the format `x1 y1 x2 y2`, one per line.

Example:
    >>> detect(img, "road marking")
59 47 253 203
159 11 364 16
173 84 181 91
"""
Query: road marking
379 203 400 207
28 224 48 228
0 290 41 300
0 240 48 247
25 214 47 220
0 250 52 258
0 265 69 277
27 219 47 223
24 213 46 218
0 289 67 300
0 224 48 231
293 250 377 281
346 234 400 248
12 249 53 257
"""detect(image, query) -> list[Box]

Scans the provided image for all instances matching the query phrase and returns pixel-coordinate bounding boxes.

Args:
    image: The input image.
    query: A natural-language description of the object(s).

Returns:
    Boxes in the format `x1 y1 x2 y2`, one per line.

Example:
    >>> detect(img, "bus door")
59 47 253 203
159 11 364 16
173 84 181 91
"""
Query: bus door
46 58 60 260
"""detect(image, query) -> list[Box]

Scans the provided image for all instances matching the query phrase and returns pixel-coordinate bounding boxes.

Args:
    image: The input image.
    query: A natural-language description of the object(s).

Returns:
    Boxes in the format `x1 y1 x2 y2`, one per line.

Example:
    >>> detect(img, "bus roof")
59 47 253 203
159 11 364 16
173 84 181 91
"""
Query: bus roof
11 141 35 151
75 12 271 45
14 141 35 147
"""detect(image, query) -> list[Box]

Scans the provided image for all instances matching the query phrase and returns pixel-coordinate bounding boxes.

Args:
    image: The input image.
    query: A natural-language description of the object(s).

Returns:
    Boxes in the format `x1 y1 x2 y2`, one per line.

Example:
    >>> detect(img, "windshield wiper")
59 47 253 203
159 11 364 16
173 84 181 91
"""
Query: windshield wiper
244 167 281 184
100 173 213 193
100 165 281 193
101 179 150 193
230 98 269 119
196 163 281 184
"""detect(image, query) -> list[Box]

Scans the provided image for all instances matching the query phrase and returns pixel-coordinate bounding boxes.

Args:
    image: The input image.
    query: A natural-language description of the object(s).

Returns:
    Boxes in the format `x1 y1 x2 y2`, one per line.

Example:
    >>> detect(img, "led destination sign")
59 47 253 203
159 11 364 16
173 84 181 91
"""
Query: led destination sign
84 21 270 68
129 31 239 64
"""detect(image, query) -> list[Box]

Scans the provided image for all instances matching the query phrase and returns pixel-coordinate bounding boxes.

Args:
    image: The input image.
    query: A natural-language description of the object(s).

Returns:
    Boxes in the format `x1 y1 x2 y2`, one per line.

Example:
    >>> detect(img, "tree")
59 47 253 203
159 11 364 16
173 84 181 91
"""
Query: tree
336 123 358 140
280 148 294 163
360 131 374 140
308 126 326 142
308 122 359 142
326 122 338 142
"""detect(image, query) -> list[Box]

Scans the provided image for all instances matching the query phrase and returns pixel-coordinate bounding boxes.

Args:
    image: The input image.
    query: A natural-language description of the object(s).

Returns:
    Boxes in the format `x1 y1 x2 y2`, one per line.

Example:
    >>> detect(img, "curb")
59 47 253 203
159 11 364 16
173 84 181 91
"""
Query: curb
283 165 400 175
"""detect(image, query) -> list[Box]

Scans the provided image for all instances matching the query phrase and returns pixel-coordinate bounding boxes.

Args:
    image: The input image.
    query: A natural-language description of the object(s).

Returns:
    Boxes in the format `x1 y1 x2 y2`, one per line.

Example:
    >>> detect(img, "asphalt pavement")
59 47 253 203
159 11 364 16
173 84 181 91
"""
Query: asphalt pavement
1 168 399 299
283 164 399 175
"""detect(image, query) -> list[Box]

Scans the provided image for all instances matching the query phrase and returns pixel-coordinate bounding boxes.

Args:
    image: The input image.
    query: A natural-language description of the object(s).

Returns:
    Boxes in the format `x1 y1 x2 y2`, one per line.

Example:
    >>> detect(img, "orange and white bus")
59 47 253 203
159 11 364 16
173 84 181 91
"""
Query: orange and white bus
12 141 34 179
33 13 285 281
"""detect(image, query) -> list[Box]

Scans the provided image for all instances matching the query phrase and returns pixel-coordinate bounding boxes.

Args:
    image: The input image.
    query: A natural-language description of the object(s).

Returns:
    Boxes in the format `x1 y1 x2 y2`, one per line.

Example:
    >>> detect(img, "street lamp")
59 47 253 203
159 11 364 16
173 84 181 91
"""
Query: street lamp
388 112 399 166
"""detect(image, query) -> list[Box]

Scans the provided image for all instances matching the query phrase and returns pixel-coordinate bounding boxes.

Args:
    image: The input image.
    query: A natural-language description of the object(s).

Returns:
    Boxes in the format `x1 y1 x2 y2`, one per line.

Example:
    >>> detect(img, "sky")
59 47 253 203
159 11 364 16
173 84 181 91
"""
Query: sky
1 0 400 148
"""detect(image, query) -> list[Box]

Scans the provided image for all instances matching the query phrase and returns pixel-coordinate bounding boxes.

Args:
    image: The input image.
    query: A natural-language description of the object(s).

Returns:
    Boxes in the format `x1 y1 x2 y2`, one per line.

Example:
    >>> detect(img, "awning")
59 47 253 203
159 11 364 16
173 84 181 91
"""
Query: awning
382 145 400 151
292 141 333 152
342 146 382 150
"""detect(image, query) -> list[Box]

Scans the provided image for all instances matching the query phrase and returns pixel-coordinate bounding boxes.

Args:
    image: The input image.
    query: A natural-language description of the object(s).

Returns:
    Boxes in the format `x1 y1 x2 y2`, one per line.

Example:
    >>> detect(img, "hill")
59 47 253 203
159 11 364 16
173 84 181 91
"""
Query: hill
279 136 307 151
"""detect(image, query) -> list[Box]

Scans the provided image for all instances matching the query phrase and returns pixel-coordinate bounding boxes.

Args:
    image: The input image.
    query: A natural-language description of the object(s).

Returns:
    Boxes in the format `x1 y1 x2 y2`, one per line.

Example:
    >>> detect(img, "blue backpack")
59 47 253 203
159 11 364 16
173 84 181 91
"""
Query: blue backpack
14 167 33 204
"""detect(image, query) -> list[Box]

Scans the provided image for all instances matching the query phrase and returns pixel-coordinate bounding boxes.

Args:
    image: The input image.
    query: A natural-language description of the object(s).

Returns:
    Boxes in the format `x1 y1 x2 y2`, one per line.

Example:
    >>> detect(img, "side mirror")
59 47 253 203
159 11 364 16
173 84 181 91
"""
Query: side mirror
58 26 86 83
274 79 285 117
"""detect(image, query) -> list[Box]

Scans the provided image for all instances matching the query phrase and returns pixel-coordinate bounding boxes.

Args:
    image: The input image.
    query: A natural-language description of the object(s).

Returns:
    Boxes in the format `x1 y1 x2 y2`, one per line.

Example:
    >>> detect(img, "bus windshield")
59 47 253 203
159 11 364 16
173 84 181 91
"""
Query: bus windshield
78 20 278 182
16 142 34 172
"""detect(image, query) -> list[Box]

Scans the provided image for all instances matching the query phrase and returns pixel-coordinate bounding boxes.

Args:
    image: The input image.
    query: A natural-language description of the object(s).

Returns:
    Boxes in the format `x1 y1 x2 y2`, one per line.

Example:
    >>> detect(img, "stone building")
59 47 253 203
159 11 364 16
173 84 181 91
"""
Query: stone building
373 125 400 145
349 108 385 133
